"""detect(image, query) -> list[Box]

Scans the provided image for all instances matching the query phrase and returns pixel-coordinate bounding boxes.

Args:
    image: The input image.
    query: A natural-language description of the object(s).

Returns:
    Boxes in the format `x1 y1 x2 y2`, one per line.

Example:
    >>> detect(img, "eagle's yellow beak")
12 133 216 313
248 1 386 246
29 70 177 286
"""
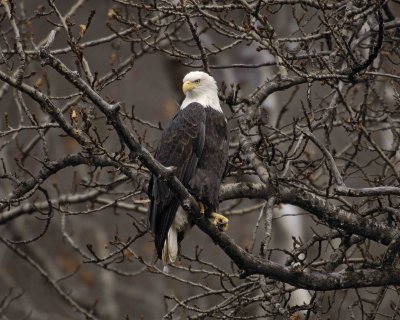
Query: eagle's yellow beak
182 81 196 94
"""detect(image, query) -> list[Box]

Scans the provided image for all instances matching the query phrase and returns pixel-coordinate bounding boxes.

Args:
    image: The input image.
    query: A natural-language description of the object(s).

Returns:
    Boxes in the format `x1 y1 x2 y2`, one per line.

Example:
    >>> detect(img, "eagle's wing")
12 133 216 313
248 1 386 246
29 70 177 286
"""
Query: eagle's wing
148 103 206 258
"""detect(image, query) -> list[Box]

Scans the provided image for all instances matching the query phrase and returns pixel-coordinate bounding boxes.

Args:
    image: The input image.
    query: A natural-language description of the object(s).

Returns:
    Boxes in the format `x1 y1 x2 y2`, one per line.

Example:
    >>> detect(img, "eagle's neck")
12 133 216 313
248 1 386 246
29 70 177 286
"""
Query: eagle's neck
181 91 222 113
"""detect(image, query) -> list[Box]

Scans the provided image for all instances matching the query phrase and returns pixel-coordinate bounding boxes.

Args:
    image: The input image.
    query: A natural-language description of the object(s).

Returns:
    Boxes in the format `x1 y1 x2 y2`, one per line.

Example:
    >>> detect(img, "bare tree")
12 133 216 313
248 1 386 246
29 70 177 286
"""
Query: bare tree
1 0 400 319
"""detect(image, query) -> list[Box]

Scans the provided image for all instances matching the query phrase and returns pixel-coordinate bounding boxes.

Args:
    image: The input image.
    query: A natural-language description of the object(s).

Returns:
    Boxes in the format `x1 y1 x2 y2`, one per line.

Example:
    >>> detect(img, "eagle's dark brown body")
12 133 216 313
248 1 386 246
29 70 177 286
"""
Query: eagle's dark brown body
148 102 229 259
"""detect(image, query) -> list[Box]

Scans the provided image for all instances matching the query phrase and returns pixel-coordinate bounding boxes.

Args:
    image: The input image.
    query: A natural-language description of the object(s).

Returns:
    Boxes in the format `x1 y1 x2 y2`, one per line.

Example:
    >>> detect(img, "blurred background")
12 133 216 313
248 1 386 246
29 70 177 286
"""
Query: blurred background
0 0 400 319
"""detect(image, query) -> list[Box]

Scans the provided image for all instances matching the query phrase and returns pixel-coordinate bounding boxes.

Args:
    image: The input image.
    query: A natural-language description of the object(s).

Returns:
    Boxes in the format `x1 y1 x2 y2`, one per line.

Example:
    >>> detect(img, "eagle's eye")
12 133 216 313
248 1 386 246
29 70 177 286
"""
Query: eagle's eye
194 79 201 84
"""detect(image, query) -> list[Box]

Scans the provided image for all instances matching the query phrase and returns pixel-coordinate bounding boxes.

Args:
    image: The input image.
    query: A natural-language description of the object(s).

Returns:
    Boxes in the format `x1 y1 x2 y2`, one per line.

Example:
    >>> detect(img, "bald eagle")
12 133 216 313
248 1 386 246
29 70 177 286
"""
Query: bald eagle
148 71 229 269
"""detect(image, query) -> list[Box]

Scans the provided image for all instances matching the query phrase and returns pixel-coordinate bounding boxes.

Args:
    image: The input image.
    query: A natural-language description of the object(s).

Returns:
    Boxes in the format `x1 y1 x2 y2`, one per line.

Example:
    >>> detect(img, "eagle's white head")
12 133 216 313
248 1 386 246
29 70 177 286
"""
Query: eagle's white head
181 71 222 112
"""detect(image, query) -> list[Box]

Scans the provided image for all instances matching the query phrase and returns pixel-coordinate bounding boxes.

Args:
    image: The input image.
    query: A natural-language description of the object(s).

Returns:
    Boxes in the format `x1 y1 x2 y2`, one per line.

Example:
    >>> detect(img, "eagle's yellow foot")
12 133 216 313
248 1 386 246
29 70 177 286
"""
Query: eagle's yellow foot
210 212 229 232
199 202 206 216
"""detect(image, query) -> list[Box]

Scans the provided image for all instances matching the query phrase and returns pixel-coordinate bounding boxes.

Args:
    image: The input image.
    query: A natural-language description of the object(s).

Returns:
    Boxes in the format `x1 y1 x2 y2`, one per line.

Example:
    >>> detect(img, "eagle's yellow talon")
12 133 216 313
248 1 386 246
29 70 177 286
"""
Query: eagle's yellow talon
210 212 229 232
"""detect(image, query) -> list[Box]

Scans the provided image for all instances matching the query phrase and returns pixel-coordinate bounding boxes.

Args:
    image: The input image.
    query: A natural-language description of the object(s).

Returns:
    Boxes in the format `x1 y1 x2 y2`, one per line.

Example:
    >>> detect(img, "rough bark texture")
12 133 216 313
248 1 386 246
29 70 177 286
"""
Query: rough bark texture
1 1 400 319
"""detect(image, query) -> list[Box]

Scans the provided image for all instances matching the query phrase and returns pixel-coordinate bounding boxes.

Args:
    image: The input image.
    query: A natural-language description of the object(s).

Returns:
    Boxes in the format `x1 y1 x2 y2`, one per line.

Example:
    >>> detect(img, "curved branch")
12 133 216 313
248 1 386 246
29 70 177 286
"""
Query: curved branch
34 44 400 292
0 153 143 221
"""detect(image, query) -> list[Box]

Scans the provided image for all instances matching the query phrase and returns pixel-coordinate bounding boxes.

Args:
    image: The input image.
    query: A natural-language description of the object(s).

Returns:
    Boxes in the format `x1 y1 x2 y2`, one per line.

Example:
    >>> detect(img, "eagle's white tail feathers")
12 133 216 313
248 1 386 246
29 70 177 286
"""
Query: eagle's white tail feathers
162 226 178 269
161 207 189 272
163 265 170 273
